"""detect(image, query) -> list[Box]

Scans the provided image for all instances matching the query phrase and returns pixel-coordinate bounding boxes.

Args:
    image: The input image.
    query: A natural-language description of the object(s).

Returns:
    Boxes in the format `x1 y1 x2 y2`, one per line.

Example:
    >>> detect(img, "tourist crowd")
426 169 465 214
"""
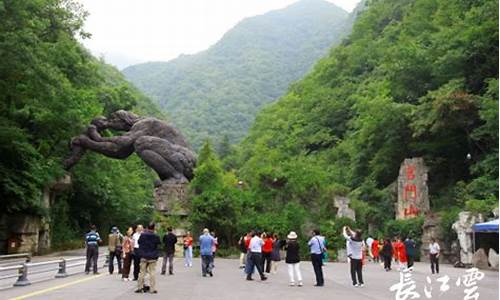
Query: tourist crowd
83 224 441 294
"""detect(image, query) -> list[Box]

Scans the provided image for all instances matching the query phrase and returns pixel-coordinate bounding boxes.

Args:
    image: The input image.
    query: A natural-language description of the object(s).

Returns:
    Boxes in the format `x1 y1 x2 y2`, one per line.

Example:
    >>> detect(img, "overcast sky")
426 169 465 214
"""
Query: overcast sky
78 0 361 69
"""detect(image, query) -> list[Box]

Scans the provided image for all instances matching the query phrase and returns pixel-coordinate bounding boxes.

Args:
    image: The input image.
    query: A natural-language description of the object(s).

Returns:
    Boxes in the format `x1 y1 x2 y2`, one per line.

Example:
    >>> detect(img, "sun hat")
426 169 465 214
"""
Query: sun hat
287 231 298 239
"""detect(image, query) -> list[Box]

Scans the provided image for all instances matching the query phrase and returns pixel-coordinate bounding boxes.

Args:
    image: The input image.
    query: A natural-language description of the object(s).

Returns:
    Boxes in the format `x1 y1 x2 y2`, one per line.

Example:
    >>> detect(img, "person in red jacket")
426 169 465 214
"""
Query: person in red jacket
262 232 274 273
392 239 398 263
393 236 407 271
245 232 252 250
371 238 380 263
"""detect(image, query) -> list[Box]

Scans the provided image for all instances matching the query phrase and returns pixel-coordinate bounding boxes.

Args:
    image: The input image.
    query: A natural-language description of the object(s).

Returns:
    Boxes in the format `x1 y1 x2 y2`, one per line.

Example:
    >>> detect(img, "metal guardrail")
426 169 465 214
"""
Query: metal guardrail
0 253 31 261
0 256 90 287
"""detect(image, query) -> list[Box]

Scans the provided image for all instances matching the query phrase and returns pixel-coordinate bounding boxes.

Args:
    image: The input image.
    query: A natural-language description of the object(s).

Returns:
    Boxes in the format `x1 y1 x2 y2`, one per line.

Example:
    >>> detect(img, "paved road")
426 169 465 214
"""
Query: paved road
1 257 498 300
0 249 106 290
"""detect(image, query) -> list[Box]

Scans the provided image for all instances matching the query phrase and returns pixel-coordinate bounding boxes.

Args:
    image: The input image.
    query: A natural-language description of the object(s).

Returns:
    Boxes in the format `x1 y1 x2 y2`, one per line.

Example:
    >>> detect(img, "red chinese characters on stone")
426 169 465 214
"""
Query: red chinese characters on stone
404 205 420 217
403 164 419 217
404 184 417 201
405 165 416 180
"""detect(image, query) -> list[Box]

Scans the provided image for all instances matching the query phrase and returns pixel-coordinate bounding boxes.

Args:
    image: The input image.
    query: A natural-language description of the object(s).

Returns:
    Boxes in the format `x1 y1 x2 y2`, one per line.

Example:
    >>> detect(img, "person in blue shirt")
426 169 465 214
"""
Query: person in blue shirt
307 229 326 286
199 228 215 277
85 224 102 274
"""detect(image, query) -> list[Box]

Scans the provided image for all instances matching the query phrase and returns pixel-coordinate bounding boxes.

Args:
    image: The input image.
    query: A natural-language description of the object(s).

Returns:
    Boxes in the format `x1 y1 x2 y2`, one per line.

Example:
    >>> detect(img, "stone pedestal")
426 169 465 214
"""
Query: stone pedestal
452 211 483 265
333 196 355 221
154 181 189 216
396 158 429 219
154 181 191 242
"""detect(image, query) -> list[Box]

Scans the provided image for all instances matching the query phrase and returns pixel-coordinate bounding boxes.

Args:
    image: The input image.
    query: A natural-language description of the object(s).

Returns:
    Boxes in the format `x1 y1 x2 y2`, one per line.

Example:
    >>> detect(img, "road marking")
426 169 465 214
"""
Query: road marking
7 274 104 300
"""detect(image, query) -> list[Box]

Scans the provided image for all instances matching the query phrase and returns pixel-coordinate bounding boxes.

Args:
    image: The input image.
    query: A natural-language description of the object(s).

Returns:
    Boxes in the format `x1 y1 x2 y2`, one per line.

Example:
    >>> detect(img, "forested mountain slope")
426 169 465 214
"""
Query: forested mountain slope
214 0 498 239
123 0 355 149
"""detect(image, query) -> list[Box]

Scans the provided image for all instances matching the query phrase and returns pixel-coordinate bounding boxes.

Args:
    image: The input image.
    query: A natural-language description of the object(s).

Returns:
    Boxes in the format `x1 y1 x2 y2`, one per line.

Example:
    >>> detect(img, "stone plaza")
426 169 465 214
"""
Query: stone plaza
1 256 498 300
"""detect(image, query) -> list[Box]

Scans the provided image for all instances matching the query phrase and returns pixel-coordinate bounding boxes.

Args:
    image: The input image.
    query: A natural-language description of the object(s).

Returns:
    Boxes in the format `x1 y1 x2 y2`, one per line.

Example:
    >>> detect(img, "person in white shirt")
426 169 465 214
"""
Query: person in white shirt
246 231 267 281
132 224 143 280
343 226 365 287
429 238 440 274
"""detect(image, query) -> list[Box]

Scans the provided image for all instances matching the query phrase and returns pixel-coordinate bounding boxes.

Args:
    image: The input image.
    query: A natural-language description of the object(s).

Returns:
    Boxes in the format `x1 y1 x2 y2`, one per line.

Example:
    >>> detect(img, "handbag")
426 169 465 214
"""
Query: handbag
315 237 326 260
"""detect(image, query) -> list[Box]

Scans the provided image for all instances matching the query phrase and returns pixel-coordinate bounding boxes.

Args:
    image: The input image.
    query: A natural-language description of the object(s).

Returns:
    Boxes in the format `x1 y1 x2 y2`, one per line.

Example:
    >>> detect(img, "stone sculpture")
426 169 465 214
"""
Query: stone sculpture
64 110 196 184
333 196 356 221
452 211 483 265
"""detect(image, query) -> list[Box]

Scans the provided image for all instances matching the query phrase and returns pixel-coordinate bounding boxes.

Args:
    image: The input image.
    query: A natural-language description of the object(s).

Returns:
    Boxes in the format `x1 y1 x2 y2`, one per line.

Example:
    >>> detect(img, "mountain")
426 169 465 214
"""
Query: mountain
123 0 353 149
232 0 498 233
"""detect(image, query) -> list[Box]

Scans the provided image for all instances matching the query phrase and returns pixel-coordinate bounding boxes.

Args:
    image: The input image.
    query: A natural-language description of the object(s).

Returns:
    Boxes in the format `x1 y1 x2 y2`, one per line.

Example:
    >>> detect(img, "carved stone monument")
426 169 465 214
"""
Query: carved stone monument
452 211 483 265
396 158 429 219
334 196 356 221
64 110 197 218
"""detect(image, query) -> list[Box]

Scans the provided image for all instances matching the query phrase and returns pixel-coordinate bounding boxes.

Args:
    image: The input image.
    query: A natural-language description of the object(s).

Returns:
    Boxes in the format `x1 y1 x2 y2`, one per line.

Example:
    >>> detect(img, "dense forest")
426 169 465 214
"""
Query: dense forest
0 0 497 256
189 0 499 253
123 0 356 149
0 0 163 249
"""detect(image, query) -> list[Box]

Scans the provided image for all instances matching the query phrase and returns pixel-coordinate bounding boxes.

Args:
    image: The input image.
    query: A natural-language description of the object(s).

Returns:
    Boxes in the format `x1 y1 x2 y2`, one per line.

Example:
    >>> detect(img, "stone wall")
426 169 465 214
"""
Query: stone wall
0 174 71 255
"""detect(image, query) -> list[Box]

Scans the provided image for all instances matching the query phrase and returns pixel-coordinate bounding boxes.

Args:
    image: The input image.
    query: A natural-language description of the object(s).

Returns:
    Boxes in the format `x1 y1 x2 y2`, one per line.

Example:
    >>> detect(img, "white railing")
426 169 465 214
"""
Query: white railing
0 256 88 286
